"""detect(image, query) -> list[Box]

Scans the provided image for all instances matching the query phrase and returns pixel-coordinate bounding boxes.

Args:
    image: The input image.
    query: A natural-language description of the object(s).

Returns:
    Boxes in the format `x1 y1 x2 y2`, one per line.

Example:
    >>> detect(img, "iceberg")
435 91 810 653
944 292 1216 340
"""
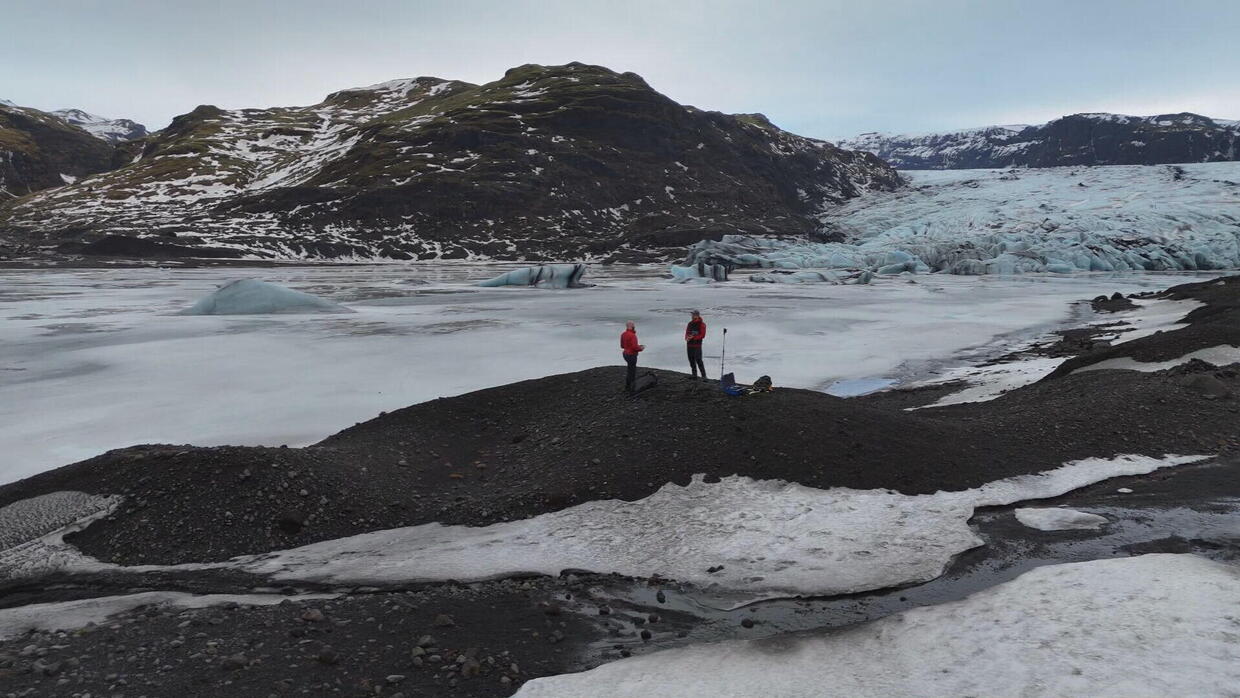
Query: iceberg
180 279 353 315
669 262 730 282
476 263 589 288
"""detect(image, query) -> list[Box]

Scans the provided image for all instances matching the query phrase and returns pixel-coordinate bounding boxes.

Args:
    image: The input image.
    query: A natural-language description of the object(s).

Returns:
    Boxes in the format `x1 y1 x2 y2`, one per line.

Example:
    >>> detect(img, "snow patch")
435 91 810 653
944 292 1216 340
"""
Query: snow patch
514 554 1240 698
0 592 337 641
1014 507 1108 530
1075 344 1240 373
0 492 120 551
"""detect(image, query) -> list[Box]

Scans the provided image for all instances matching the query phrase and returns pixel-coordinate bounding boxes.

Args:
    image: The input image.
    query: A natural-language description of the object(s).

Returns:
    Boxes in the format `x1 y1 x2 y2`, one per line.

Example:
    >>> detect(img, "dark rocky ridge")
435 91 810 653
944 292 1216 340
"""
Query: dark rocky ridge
840 112 1240 169
0 63 901 261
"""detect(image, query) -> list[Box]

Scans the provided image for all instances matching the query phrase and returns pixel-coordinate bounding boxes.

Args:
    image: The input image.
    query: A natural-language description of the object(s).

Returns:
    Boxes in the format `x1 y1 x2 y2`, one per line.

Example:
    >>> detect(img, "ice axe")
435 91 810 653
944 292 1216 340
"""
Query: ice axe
719 327 728 378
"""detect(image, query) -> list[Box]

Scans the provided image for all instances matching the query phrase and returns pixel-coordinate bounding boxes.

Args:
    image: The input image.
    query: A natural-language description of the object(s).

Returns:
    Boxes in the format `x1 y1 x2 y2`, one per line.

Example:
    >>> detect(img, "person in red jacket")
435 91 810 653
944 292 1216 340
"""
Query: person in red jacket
685 310 707 379
620 321 644 393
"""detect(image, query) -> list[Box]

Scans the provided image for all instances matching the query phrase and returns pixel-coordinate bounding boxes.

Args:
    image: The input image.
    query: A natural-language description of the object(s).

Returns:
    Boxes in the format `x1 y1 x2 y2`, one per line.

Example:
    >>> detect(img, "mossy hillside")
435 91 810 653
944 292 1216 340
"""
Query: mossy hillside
0 105 115 195
1 63 901 260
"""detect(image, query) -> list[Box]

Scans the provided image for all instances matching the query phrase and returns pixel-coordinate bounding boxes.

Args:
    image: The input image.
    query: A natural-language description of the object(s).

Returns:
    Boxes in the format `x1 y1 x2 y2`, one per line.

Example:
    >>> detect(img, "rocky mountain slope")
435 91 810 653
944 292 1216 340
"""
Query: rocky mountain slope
0 63 900 261
0 101 122 198
50 108 149 143
840 112 1240 169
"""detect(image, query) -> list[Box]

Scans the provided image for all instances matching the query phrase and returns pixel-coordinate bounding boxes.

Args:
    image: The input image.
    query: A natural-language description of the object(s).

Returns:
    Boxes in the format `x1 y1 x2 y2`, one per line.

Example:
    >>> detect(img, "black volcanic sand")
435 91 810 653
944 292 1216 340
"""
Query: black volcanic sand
0 577 601 698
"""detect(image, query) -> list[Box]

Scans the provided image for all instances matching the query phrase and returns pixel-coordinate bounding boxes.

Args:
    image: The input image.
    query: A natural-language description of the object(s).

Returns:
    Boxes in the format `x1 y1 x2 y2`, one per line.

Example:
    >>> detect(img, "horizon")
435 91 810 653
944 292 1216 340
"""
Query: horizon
4 0 1239 142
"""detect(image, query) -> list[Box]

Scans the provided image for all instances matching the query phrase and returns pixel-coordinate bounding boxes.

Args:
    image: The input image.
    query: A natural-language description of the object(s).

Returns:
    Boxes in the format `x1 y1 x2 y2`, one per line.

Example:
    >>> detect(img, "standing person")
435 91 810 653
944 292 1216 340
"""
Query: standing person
620 321 645 393
685 310 707 379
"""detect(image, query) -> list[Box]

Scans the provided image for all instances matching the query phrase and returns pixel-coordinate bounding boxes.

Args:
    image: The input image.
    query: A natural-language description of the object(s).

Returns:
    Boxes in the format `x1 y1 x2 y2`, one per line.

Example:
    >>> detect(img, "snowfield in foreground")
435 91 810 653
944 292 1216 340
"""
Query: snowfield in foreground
0 267 1194 484
686 162 1240 275
515 554 1240 698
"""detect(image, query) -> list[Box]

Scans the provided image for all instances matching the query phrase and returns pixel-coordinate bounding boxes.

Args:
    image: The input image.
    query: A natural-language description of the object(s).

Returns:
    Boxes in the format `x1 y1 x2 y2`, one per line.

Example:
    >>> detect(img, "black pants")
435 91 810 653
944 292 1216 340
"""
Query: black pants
624 353 638 392
687 344 706 378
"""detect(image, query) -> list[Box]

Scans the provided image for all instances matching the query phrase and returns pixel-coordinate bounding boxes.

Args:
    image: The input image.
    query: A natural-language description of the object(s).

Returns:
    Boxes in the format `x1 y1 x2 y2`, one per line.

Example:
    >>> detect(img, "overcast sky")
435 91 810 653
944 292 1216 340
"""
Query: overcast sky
4 0 1238 141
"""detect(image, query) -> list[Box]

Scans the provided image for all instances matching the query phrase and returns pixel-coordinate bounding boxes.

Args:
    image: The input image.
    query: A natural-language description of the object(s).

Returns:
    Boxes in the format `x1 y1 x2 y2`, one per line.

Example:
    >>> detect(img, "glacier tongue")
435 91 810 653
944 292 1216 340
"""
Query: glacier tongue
685 163 1240 275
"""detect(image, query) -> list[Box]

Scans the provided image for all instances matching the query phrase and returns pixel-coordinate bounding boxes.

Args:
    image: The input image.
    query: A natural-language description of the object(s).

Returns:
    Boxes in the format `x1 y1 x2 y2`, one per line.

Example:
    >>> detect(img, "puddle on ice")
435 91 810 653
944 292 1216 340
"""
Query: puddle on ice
824 377 897 397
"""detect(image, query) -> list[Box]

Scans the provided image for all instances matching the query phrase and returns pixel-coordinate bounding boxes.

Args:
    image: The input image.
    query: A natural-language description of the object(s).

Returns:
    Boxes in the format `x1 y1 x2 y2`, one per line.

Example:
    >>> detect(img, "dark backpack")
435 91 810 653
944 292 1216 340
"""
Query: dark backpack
632 371 659 394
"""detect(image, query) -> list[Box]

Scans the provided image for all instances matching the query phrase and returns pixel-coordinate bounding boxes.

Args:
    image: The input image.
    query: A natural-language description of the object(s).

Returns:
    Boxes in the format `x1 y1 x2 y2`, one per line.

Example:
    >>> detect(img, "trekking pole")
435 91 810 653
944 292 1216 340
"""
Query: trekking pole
720 327 727 379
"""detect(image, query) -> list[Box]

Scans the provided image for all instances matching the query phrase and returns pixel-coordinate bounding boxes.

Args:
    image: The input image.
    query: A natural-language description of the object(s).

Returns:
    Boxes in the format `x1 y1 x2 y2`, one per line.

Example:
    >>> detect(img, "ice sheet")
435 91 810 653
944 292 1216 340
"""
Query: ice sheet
514 554 1240 698
234 454 1204 601
0 266 1206 483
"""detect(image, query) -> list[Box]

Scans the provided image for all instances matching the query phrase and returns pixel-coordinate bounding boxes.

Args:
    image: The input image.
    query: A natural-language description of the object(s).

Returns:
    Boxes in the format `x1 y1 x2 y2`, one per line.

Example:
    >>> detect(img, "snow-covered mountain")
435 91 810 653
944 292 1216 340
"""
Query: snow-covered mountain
840 113 1240 169
0 63 899 261
51 108 148 143
0 100 118 197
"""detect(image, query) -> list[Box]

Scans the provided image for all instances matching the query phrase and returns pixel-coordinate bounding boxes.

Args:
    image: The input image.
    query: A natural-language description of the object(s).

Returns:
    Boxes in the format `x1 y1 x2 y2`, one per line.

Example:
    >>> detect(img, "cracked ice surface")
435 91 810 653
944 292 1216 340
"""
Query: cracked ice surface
514 554 1240 698
686 163 1240 275
237 455 1206 603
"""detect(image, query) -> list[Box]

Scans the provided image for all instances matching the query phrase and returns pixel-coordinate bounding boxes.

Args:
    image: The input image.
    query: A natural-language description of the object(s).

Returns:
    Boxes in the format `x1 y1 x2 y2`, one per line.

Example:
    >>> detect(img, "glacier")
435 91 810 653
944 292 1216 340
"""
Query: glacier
477 263 590 288
179 278 353 315
684 163 1240 276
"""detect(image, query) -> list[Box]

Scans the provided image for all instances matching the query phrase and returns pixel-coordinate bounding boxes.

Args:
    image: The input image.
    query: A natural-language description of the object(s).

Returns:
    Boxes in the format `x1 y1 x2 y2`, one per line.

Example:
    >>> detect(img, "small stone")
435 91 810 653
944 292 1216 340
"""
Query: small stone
656 590 666 604
221 653 248 670
386 674 406 684
417 635 435 647
301 608 325 623
316 649 339 665
741 618 755 629
432 613 455 627
500 676 512 685
640 629 652 641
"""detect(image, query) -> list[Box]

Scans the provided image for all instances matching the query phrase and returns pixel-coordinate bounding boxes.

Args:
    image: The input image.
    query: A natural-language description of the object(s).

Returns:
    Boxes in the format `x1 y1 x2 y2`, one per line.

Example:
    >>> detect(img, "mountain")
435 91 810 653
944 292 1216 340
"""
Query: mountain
0 101 118 198
51 108 149 143
0 63 900 261
839 112 1240 169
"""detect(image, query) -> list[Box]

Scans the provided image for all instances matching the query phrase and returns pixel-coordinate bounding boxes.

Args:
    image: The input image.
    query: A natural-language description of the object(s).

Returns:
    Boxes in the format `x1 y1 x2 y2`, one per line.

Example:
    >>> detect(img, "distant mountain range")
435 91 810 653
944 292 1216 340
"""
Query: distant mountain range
838 112 1240 169
50 109 149 144
5 76 1240 262
0 63 899 261
0 100 147 198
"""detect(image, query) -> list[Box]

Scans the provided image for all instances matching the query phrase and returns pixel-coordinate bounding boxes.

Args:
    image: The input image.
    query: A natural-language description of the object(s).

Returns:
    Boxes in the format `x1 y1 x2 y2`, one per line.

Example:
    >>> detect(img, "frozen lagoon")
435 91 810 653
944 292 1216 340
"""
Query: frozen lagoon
0 264 1217 484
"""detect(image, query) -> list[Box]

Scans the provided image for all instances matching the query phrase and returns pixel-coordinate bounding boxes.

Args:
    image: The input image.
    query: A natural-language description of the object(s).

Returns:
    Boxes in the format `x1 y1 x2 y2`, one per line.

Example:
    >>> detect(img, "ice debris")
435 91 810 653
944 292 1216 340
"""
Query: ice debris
477 263 589 288
670 262 730 282
1014 507 1109 531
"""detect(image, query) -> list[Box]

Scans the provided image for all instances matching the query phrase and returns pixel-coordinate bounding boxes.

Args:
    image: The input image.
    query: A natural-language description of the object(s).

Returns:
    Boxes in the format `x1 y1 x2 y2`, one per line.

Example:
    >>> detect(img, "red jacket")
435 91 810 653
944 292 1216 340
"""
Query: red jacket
621 329 642 355
685 318 706 346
